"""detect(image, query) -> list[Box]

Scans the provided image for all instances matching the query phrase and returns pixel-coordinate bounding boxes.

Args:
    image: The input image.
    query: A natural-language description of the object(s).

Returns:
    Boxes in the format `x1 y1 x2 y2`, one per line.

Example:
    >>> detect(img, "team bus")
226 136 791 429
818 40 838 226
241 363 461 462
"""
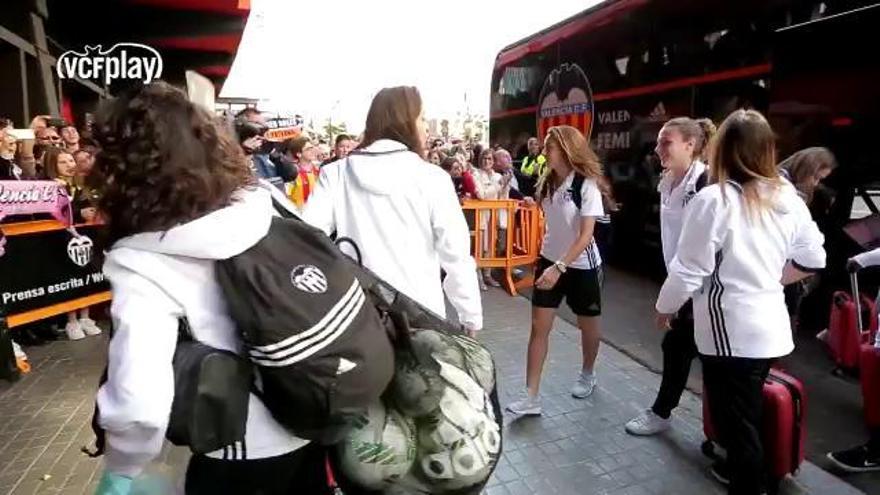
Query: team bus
489 0 880 291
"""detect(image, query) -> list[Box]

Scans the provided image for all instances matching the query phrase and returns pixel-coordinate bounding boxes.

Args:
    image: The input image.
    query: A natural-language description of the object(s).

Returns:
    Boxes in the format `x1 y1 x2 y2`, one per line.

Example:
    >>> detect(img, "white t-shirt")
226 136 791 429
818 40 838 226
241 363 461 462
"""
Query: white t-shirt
540 172 605 269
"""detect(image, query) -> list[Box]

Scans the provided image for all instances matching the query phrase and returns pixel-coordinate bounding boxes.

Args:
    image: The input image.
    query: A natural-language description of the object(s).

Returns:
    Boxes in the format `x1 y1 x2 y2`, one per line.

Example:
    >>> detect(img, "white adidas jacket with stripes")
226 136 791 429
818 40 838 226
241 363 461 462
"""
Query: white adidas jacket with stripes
97 186 307 478
656 180 826 358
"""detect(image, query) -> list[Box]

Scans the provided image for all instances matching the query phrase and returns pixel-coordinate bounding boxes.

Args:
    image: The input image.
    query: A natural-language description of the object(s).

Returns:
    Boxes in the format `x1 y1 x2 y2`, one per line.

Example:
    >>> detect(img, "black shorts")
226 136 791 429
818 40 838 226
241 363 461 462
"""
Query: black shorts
532 257 602 316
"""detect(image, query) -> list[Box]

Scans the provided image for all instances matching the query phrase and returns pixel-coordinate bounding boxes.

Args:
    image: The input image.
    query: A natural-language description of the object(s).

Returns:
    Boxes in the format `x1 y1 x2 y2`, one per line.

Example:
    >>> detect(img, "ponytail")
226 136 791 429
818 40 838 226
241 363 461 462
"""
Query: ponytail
663 117 717 162
694 118 717 161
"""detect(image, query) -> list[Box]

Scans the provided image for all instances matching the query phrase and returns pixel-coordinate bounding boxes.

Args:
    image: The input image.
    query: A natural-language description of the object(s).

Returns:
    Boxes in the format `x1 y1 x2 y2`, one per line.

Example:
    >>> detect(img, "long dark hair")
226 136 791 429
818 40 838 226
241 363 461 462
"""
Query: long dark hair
360 86 426 157
90 82 256 244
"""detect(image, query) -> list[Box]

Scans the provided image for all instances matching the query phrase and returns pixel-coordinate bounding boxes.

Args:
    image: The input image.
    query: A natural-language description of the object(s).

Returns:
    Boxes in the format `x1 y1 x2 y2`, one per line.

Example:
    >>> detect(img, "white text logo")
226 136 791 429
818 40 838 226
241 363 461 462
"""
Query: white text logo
56 44 163 85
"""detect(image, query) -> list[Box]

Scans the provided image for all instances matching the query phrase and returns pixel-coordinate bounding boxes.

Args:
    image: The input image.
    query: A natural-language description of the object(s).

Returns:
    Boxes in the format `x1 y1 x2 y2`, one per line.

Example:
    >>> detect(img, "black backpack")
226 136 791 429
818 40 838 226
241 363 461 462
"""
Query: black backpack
216 215 396 444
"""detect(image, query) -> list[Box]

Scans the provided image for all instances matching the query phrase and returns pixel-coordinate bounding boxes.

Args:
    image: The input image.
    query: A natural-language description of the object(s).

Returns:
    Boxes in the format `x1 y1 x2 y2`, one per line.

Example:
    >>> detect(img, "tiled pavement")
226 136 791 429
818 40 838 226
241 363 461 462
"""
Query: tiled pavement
0 290 865 494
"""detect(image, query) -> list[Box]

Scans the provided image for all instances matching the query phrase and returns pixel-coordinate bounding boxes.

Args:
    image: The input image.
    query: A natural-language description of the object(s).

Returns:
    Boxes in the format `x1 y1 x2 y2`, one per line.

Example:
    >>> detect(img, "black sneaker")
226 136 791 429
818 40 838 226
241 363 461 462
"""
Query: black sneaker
710 461 730 486
827 445 880 473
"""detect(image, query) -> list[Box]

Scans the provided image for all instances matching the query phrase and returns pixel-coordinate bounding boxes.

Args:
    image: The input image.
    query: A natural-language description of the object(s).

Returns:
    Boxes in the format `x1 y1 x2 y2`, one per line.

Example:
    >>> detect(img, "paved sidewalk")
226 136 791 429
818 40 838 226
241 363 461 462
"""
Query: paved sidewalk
0 289 865 494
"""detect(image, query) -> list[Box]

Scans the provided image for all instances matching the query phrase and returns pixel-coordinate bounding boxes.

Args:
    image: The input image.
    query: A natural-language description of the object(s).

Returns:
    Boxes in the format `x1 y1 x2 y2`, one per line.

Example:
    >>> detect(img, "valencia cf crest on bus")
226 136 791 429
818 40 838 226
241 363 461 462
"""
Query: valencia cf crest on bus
536 63 595 141
290 264 328 294
67 235 93 267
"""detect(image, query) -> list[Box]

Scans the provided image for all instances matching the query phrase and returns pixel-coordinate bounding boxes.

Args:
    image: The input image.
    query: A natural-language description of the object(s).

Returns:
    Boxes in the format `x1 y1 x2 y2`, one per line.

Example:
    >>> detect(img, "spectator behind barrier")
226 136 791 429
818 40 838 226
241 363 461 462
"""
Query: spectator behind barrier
473 148 511 290
61 124 80 154
42 146 102 341
282 136 320 209
235 119 285 191
323 134 355 166
0 127 23 180
493 148 523 200
427 148 446 166
440 155 476 200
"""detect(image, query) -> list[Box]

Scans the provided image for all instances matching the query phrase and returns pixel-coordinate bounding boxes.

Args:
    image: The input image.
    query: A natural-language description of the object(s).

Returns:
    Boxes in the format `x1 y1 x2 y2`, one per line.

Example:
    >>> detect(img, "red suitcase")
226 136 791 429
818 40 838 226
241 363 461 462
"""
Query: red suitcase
702 369 807 486
828 272 878 371
861 342 880 429
854 270 880 429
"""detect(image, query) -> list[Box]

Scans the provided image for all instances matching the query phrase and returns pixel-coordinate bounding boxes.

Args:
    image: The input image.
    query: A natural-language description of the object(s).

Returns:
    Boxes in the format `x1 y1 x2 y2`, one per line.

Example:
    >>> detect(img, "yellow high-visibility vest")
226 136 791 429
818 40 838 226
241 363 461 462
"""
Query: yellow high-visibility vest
520 154 547 177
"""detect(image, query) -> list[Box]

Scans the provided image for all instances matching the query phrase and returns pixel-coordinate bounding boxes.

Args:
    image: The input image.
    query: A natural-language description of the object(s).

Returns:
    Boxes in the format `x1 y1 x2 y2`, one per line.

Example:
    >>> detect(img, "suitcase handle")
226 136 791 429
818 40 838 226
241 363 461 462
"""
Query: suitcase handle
851 271 864 334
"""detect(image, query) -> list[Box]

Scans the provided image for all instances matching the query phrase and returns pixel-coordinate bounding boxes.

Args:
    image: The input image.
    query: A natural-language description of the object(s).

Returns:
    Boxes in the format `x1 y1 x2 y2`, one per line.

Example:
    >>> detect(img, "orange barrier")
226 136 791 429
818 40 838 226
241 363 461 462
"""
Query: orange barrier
461 199 543 296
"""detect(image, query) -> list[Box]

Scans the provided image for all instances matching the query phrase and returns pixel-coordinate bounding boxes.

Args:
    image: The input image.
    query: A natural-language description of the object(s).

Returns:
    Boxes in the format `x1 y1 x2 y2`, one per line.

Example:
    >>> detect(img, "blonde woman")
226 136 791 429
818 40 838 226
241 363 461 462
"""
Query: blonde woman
473 148 511 289
507 125 605 416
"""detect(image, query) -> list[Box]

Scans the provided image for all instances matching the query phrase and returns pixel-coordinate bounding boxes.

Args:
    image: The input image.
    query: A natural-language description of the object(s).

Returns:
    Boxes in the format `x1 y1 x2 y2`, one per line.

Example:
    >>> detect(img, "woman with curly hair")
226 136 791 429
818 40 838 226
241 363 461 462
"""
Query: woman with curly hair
89 82 324 495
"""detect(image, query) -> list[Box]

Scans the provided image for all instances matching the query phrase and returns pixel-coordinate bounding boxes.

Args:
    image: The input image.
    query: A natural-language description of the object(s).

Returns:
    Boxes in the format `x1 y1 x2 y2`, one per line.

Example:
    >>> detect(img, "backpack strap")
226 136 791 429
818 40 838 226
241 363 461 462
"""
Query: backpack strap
569 173 586 210
695 170 708 192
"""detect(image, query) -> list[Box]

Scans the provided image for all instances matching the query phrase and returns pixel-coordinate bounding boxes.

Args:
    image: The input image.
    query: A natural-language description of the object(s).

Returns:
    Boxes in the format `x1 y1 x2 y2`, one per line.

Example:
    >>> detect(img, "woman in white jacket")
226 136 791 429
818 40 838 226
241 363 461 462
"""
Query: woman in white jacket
655 110 825 494
625 117 715 437
303 86 483 334
89 83 322 495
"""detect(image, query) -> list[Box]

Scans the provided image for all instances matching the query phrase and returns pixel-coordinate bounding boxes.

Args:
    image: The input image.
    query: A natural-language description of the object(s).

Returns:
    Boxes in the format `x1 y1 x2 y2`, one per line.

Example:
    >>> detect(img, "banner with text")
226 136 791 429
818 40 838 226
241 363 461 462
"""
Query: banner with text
0 224 108 316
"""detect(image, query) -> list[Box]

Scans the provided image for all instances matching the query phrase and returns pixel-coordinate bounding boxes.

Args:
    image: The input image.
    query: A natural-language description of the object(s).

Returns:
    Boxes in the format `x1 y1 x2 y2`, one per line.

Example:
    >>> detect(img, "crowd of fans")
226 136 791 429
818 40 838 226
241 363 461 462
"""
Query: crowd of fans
1 115 104 342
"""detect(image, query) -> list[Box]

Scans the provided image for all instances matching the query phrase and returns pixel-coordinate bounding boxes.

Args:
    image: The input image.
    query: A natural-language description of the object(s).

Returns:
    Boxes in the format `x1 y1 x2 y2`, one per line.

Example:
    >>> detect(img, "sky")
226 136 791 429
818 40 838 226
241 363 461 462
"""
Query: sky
220 0 601 132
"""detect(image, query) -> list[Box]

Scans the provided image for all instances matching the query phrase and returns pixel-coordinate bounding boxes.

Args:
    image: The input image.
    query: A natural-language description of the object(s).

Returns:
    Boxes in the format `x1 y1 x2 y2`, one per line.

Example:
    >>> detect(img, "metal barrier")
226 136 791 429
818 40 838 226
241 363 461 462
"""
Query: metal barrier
461 199 543 296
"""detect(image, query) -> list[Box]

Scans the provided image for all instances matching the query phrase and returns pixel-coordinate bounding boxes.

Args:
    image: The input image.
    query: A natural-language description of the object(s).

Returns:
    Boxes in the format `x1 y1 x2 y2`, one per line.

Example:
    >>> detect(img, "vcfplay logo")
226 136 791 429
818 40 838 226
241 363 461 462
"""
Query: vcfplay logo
56 43 163 85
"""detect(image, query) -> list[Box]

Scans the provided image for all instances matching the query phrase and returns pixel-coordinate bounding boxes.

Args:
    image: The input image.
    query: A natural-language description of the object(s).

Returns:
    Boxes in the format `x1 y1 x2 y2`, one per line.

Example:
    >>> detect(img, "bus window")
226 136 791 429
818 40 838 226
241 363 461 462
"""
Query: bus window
491 47 557 115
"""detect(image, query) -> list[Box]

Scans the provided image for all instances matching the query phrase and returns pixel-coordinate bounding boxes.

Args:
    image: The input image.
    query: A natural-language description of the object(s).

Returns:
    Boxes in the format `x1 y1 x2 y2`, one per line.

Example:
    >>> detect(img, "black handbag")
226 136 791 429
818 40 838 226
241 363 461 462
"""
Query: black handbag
84 318 253 458
166 318 253 455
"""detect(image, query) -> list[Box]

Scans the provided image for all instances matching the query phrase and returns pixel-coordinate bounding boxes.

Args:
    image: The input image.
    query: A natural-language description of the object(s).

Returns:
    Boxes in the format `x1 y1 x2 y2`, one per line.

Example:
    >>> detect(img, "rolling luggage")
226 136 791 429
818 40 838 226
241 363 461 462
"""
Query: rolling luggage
854 270 880 429
860 340 880 430
702 369 807 490
828 271 878 371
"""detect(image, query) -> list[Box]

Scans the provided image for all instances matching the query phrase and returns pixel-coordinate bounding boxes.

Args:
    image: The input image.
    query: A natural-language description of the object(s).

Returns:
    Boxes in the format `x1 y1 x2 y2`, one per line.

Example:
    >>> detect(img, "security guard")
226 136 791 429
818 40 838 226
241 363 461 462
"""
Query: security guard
517 137 546 197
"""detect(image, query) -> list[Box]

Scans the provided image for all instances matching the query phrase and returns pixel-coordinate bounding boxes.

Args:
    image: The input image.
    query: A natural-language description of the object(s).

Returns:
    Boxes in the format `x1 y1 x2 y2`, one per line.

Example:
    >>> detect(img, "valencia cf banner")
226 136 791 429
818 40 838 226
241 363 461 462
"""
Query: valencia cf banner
536 63 594 142
0 224 109 318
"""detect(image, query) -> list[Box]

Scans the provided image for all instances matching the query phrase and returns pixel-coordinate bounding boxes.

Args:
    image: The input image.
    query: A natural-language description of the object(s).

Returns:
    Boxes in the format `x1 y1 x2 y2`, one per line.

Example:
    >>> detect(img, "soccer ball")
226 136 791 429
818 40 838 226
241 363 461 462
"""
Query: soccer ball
389 350 445 417
337 401 417 490
409 329 496 393
411 360 501 491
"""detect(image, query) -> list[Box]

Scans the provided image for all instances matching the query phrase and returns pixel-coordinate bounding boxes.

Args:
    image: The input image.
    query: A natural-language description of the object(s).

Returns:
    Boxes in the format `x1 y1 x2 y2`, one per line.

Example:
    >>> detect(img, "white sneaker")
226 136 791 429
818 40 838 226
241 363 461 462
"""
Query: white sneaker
65 321 85 341
625 409 672 436
506 393 542 416
79 318 102 336
571 372 597 399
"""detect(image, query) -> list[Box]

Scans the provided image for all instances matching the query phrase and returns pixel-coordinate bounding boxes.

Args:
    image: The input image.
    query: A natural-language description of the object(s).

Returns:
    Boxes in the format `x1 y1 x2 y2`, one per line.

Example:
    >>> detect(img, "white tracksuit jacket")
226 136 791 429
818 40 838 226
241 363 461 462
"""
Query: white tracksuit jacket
303 139 483 331
656 180 826 358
